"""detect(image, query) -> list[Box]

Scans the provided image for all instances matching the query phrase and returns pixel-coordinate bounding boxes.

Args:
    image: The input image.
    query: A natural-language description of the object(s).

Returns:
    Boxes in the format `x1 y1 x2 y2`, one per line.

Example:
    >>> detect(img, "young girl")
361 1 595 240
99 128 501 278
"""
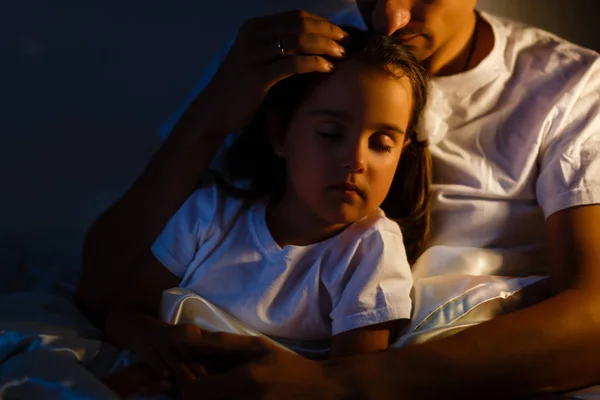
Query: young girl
104 26 431 396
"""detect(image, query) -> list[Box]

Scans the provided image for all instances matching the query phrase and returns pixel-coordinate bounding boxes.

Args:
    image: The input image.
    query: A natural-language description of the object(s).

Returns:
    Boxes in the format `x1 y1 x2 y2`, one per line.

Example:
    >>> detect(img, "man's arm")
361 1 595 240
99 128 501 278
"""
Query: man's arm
333 204 600 399
180 205 600 400
76 95 227 326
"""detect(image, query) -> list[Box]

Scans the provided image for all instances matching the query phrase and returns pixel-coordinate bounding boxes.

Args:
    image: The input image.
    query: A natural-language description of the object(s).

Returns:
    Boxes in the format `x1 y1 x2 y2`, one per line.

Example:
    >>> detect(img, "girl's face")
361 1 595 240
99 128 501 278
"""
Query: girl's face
278 60 413 225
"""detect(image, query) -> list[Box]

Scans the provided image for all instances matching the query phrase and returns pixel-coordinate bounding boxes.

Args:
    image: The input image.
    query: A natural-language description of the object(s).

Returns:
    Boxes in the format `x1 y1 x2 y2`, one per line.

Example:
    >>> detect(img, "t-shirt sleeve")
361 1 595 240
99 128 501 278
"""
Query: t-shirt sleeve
328 227 413 336
536 58 600 218
151 175 221 278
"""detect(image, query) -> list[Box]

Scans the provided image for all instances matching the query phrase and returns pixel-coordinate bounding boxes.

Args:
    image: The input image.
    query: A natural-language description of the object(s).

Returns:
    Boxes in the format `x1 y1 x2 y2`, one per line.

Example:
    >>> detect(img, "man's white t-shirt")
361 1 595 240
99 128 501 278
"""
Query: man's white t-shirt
151 175 413 341
425 11 600 277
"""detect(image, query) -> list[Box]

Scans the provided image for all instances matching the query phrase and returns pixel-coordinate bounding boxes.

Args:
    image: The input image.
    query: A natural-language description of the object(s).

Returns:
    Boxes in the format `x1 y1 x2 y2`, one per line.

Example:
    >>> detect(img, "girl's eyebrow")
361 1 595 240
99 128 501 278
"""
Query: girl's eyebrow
310 108 352 120
310 108 406 136
370 123 405 136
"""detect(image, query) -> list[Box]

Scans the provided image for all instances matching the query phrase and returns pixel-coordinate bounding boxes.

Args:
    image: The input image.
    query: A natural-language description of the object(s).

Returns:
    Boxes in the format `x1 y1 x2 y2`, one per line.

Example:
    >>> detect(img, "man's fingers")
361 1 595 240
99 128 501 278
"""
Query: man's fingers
277 33 346 60
263 15 348 42
263 55 335 88
180 370 238 400
187 361 209 379
258 34 344 63
102 363 155 398
137 379 173 396
188 332 277 360
248 10 347 42
159 349 197 384
140 350 170 379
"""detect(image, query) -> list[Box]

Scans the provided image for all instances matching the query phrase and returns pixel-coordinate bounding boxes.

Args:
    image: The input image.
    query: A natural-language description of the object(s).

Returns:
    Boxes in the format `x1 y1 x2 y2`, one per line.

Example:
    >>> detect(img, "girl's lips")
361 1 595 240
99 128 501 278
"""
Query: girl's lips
330 183 365 199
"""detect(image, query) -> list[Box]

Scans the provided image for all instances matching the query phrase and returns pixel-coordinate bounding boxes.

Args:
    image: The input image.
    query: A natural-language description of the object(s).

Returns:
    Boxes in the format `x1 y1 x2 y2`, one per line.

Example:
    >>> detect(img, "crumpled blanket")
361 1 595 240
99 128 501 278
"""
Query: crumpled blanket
0 292 145 399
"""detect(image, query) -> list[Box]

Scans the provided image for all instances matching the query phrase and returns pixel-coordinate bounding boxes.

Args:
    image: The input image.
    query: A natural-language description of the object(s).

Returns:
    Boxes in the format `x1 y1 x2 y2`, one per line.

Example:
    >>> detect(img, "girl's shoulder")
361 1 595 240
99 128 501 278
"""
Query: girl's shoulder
316 210 405 266
344 209 403 243
182 172 259 230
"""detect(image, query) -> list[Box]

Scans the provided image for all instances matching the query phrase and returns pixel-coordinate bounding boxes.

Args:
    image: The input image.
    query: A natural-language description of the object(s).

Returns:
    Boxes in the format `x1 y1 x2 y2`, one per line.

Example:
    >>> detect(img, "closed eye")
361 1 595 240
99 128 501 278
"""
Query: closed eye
318 131 343 140
370 132 395 153
370 142 393 153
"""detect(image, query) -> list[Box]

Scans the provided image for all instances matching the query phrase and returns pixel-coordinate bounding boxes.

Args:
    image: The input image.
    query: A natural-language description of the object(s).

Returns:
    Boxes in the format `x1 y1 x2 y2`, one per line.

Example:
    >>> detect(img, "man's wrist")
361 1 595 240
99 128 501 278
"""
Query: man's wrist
166 89 230 147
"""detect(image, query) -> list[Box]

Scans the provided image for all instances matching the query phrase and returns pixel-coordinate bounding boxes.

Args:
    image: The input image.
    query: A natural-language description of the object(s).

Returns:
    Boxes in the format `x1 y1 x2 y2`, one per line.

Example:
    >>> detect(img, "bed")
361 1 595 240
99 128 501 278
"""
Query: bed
1 234 599 399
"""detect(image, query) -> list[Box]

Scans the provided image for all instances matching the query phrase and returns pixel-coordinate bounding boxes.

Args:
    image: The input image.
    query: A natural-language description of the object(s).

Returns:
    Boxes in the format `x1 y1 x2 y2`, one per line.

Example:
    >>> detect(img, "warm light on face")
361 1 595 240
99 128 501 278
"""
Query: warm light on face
279 60 413 226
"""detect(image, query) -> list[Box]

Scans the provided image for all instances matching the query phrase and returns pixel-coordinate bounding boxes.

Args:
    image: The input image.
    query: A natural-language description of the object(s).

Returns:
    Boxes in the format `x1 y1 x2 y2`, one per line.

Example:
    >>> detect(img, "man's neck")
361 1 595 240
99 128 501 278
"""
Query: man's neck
424 12 494 77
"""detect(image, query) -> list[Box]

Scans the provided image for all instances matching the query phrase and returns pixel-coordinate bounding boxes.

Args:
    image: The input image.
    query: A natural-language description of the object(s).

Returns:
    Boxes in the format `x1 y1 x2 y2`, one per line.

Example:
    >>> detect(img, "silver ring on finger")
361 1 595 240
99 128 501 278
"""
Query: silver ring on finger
276 37 286 57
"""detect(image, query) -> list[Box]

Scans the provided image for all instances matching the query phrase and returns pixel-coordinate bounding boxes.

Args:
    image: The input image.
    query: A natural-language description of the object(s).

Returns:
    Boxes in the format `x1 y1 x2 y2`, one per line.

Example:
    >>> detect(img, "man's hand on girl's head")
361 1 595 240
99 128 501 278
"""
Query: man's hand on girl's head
197 10 348 136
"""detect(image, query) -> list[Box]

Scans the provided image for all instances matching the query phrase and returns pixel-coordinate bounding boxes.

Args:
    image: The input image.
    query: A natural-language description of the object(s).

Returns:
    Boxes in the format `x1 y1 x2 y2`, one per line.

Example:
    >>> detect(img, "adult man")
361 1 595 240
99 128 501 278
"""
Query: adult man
77 0 600 398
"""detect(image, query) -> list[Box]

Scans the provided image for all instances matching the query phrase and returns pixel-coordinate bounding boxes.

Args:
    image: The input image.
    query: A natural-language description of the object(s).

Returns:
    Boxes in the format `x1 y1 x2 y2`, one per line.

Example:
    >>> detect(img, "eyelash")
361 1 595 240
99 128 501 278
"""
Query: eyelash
318 132 341 139
371 143 393 153
319 132 393 153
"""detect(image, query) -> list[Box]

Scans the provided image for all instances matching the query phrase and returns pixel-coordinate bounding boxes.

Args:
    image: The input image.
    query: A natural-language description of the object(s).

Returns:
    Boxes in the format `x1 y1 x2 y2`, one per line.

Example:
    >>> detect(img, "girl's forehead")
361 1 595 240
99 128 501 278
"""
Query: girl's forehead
302 60 414 111
293 60 414 132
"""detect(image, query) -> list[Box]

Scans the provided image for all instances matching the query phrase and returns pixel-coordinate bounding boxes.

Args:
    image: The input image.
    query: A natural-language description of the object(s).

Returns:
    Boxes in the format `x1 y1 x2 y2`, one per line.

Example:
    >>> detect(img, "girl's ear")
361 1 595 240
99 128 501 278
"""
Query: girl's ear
267 108 286 157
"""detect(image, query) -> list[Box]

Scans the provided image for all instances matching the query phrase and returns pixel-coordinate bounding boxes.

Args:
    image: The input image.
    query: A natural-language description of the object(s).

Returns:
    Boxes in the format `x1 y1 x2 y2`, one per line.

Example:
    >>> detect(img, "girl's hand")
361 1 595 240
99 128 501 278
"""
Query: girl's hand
200 10 348 134
139 324 208 386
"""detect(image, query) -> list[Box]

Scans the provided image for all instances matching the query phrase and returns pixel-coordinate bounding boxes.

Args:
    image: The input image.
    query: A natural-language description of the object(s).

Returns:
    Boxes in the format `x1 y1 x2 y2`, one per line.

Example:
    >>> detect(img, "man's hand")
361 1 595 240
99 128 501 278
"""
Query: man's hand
139 324 208 386
102 363 172 398
179 332 350 400
201 10 348 134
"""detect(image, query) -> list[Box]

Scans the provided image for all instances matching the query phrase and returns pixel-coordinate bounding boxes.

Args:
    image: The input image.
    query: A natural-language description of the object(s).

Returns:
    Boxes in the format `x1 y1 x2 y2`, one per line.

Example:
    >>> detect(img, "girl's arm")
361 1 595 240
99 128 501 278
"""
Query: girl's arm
329 320 408 358
328 226 412 359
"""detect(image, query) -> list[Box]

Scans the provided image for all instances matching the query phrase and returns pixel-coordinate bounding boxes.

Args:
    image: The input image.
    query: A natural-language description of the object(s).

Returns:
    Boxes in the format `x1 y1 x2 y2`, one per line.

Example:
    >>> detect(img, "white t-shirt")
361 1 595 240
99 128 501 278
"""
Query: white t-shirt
151 175 413 341
423 11 600 277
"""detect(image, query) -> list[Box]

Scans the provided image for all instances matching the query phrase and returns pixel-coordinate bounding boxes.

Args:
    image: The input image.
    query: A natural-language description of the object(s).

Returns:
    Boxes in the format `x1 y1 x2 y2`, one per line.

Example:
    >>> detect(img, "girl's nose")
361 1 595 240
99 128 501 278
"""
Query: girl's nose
342 142 367 173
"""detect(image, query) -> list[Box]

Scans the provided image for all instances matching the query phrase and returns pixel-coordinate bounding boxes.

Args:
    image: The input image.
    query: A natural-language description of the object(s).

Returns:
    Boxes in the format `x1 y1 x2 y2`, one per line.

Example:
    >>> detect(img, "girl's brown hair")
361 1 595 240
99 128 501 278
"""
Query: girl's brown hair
216 26 432 264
